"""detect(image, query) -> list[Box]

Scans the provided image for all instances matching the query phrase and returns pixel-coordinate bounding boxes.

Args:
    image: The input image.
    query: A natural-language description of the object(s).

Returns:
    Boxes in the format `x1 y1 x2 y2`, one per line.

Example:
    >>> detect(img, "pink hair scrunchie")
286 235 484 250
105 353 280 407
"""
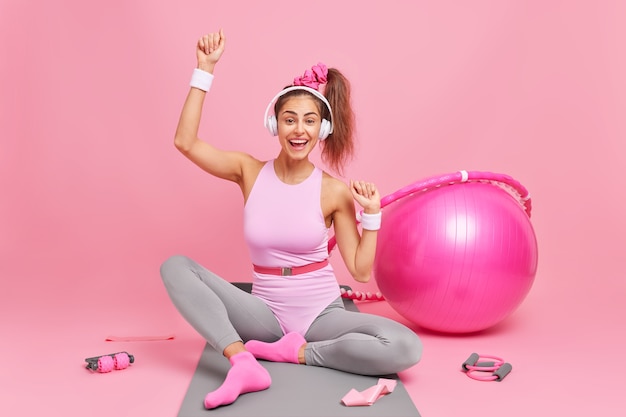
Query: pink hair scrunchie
293 62 328 90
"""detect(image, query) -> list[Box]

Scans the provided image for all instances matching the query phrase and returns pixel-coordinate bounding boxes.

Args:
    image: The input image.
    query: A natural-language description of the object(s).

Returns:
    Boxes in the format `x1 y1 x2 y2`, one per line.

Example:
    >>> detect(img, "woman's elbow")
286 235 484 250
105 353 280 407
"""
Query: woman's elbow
352 271 372 283
174 135 193 153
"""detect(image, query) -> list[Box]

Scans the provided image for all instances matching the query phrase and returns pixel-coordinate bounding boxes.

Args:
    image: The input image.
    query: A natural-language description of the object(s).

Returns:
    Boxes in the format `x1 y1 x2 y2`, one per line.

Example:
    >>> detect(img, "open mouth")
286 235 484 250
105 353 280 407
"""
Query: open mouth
288 139 309 150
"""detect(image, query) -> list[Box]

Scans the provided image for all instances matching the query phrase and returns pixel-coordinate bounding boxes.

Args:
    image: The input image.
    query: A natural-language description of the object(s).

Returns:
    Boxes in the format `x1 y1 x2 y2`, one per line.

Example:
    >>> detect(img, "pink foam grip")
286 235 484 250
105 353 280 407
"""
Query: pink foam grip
97 355 115 373
114 352 130 370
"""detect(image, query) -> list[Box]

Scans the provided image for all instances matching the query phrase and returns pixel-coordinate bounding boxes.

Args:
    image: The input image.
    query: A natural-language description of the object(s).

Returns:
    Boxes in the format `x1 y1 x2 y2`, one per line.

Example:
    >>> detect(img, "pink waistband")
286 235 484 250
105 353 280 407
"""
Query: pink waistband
253 259 329 276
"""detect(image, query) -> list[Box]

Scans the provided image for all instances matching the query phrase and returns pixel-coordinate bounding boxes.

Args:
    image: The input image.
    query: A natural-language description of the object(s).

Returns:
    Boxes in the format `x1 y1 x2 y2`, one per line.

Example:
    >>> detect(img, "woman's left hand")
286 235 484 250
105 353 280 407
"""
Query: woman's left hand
350 180 381 214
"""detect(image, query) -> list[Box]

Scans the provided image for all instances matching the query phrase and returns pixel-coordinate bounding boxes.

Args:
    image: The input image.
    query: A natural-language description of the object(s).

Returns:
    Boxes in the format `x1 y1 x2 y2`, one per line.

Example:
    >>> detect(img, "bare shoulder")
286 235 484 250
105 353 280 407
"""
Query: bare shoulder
322 172 350 194
321 172 353 212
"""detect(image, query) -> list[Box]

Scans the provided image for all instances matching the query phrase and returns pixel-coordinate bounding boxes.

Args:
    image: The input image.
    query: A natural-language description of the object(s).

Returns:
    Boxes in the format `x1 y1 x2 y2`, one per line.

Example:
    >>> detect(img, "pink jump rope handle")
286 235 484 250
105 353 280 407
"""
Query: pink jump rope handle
85 352 134 373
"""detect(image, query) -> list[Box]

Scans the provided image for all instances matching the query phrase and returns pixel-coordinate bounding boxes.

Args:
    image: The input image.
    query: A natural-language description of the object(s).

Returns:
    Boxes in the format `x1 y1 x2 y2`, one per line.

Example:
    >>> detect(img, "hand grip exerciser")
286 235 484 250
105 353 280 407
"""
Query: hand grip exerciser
85 351 135 373
461 353 512 381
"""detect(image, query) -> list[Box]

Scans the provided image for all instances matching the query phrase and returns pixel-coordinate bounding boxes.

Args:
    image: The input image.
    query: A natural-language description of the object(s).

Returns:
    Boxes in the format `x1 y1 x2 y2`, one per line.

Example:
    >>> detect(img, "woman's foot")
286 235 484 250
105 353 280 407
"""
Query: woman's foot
244 332 306 364
204 351 271 409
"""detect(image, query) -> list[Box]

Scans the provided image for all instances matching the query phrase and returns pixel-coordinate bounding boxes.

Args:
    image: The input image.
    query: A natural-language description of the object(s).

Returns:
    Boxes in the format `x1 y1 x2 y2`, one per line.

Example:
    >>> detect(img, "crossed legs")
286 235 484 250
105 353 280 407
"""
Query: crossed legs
160 255 422 408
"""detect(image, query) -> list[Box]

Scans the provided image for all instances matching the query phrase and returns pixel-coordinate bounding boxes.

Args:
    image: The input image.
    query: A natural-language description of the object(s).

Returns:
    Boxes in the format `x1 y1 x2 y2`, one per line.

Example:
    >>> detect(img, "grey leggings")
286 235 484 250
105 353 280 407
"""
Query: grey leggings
160 255 422 375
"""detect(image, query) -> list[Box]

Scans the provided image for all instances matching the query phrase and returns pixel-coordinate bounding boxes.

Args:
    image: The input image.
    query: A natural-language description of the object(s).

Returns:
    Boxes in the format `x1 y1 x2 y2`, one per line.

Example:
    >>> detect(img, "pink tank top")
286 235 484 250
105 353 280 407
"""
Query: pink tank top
244 160 340 336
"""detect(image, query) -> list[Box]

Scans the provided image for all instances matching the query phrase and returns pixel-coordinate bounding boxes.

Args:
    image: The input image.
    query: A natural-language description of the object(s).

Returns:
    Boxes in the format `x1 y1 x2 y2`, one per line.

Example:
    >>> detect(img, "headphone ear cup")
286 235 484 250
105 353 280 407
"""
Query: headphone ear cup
267 115 278 136
319 119 331 140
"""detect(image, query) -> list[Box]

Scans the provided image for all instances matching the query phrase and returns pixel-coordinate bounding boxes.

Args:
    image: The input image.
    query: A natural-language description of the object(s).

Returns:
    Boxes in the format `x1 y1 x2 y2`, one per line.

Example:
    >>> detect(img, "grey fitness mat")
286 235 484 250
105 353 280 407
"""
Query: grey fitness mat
177 283 421 417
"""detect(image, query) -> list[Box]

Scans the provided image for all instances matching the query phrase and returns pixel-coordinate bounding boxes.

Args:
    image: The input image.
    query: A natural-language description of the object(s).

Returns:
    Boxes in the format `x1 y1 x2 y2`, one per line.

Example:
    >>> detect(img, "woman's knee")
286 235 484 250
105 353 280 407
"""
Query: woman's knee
395 330 423 369
160 254 193 284
382 325 422 372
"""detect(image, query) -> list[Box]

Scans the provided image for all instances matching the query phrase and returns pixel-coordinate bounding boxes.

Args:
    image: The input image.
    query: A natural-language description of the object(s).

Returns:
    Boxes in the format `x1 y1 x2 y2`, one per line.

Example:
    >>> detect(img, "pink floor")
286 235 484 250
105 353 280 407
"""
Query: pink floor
2 240 624 416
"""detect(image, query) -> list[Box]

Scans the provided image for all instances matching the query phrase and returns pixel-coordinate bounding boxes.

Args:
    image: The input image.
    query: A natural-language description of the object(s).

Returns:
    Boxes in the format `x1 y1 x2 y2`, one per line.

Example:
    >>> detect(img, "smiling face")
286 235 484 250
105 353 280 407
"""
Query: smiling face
275 95 323 160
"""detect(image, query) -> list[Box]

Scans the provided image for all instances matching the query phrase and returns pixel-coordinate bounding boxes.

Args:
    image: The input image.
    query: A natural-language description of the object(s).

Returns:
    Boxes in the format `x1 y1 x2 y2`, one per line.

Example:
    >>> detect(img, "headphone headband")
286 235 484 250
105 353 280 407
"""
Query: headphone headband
263 86 334 135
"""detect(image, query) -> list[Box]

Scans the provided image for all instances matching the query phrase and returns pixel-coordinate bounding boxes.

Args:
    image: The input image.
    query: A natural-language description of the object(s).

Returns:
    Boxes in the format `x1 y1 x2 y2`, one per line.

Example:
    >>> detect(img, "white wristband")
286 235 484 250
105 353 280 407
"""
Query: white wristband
359 212 382 231
190 68 214 92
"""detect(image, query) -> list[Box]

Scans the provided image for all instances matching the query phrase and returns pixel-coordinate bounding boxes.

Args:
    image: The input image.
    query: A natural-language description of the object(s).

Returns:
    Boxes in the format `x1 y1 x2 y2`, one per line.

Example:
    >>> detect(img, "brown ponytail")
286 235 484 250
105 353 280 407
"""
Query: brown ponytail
321 68 355 175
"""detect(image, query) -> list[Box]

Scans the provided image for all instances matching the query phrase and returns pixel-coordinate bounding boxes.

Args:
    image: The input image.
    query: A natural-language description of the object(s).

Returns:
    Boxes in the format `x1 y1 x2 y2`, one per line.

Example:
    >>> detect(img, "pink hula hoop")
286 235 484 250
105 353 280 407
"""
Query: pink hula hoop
328 170 532 252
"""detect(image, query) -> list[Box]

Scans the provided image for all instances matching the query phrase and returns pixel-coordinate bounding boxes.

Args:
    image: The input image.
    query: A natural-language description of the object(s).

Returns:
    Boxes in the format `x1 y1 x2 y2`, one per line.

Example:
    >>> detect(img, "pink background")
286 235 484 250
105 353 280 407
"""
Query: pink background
1 1 624 416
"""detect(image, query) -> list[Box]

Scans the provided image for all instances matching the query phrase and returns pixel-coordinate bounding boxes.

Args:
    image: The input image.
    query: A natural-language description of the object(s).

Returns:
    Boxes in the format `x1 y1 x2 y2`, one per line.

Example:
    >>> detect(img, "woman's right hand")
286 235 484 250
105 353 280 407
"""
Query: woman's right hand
196 29 226 73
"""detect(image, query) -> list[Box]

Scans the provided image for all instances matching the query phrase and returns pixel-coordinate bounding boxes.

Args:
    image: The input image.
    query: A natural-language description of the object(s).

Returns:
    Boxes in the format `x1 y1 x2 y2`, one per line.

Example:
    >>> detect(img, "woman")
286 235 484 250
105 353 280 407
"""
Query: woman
160 29 422 410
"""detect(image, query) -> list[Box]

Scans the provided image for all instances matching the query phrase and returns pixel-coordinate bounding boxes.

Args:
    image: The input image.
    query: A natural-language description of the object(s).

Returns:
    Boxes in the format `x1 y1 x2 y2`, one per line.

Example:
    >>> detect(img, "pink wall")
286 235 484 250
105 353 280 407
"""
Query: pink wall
2 0 625 320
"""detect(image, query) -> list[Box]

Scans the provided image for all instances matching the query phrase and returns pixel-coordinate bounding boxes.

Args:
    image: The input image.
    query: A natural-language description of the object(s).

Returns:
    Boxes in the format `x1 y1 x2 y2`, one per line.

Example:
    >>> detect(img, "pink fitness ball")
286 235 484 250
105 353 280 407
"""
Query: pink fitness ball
374 172 538 333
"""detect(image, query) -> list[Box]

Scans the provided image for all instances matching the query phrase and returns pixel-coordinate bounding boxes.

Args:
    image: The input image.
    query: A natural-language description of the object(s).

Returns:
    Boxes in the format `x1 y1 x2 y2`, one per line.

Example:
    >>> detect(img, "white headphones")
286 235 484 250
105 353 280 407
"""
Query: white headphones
263 86 334 140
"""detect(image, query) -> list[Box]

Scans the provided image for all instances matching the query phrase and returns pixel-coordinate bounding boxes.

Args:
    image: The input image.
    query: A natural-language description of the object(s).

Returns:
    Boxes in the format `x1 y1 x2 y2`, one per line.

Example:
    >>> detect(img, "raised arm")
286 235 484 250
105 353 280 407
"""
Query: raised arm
330 179 382 283
174 29 256 185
